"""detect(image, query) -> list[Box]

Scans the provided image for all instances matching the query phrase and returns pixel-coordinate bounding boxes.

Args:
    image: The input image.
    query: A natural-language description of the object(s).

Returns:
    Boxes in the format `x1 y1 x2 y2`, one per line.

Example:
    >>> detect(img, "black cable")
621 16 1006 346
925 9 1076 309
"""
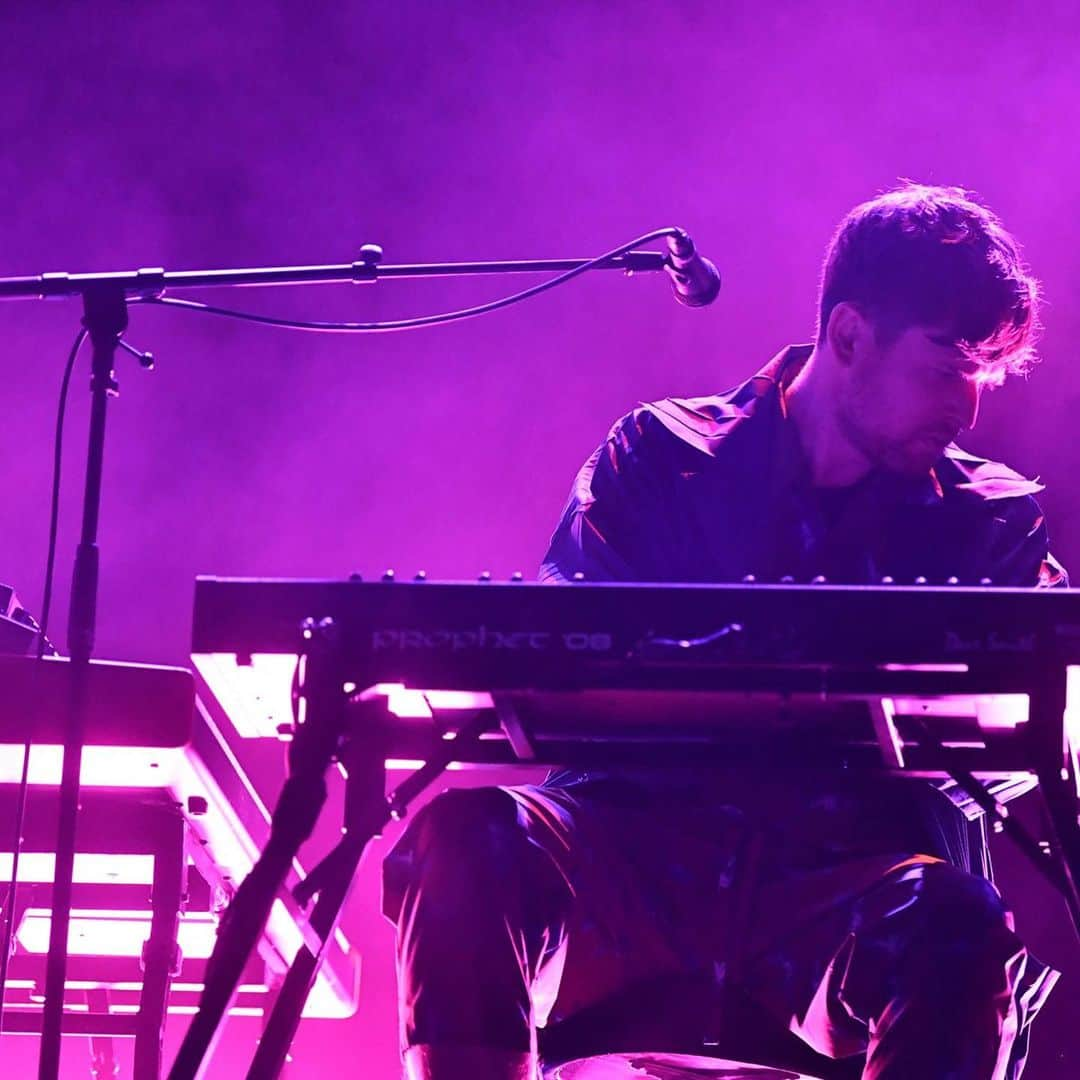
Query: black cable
38 328 87 656
0 739 31 1036
0 327 87 1031
0 326 85 1019
134 228 678 334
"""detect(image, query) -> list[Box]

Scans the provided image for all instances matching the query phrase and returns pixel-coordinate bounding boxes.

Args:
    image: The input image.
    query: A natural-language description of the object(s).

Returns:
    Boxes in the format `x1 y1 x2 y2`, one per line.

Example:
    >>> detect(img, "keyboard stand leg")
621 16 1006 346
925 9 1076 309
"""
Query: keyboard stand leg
246 705 494 1080
87 988 118 1080
134 803 185 1080
169 617 346 1079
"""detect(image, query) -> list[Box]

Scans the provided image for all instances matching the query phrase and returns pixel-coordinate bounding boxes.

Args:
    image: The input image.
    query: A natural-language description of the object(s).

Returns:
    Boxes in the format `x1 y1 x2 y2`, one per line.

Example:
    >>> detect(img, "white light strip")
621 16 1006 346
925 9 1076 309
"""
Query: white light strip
0 853 155 885
879 663 970 673
0 745 182 788
1066 667 1080 796
384 759 463 771
15 909 219 959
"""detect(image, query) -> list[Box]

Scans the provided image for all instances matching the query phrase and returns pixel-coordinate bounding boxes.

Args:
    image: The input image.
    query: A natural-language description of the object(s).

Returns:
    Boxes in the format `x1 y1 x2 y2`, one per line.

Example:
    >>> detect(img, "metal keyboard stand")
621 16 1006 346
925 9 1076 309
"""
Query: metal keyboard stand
241 656 1080 1080
245 707 493 1079
168 618 345 1079
168 619 492 1080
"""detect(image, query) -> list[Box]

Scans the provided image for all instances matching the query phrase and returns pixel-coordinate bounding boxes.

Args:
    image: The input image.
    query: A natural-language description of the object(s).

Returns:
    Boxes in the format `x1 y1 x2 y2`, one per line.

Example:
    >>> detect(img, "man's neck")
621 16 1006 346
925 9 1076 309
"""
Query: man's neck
783 347 874 488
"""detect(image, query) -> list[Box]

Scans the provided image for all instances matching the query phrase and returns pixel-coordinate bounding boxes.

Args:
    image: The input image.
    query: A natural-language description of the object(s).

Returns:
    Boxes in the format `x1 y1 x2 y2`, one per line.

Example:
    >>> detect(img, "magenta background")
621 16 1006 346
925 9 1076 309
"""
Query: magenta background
1 2 1079 1076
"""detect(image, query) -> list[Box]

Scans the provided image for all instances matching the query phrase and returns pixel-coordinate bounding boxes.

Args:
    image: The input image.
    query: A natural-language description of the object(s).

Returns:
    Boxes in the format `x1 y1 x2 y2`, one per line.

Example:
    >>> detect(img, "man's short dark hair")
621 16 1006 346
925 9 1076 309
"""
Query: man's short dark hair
817 182 1039 383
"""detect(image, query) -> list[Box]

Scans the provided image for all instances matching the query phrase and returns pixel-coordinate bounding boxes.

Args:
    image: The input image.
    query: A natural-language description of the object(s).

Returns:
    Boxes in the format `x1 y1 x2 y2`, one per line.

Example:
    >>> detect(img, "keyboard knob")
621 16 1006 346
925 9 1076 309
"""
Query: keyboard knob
479 570 492 581
414 570 427 581
945 576 960 586
914 576 928 586
779 575 795 584
572 571 586 582
511 571 524 582
741 574 757 584
382 569 395 581
811 575 827 584
348 572 363 582
880 576 895 585
980 577 993 586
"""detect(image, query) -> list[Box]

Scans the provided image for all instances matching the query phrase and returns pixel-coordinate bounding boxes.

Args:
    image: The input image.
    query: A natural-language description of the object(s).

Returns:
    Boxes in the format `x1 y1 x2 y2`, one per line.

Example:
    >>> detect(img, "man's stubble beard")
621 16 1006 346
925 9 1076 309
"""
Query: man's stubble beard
835 398 937 479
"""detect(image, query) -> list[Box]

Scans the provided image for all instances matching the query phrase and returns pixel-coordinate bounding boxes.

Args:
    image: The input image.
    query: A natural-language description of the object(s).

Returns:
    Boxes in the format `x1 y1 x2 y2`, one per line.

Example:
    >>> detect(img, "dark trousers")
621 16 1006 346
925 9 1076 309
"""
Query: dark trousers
382 781 1057 1078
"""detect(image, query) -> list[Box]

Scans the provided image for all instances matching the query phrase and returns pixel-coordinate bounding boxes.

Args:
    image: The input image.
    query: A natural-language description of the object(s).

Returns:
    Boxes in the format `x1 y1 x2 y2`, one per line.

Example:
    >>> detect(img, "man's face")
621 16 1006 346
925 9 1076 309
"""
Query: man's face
835 324 984 477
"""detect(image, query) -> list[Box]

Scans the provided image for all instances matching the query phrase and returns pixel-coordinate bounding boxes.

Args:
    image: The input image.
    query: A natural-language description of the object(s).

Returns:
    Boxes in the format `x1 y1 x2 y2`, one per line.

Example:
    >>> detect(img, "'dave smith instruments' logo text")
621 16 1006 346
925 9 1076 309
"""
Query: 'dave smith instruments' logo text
372 626 614 653
943 630 1036 653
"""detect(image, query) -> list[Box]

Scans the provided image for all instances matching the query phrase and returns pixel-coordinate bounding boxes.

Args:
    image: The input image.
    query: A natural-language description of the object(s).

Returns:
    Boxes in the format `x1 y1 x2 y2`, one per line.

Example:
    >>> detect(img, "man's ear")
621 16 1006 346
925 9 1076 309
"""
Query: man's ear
825 302 870 368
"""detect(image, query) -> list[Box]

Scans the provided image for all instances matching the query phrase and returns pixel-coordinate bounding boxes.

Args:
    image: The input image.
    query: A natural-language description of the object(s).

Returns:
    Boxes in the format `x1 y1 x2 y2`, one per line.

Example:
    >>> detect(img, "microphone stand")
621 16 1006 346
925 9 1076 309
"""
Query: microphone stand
38 282 129 1080
0 241 671 1080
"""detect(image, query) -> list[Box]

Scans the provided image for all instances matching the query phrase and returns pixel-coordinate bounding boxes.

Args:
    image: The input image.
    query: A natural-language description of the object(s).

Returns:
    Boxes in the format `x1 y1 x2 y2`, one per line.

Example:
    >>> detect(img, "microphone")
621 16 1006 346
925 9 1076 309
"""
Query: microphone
664 228 721 307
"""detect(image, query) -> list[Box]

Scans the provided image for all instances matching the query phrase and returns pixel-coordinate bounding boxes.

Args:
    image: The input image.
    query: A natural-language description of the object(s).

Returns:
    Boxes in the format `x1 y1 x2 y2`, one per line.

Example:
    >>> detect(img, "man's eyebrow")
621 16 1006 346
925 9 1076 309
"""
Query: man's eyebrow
926 333 979 358
924 334 984 371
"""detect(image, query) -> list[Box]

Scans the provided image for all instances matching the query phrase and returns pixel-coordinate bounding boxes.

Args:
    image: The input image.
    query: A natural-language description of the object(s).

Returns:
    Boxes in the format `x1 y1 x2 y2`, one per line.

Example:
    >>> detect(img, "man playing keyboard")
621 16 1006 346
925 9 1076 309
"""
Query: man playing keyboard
383 183 1065 1079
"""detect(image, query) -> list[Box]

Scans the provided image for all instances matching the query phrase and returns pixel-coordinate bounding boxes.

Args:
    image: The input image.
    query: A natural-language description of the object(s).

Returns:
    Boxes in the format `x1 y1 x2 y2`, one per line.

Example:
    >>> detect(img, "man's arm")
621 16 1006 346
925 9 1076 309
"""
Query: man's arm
984 499 1068 588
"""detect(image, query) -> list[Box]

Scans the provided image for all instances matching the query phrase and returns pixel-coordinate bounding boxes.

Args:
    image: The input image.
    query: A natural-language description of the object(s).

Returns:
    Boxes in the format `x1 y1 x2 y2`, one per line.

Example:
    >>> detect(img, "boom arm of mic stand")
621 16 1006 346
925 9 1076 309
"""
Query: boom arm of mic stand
0 249 670 301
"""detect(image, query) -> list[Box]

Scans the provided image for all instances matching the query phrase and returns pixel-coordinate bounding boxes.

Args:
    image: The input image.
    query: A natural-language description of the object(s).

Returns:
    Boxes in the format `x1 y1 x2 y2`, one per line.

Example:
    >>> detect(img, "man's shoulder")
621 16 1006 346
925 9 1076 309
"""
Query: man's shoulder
937 446 1066 587
605 345 804 460
608 380 769 462
938 444 1046 503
